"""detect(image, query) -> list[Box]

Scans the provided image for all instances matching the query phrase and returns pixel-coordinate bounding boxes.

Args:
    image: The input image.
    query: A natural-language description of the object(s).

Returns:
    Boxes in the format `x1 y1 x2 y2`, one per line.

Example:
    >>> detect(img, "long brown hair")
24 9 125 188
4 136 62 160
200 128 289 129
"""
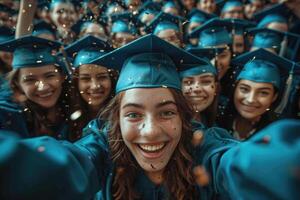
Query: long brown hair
6 67 74 139
99 88 198 200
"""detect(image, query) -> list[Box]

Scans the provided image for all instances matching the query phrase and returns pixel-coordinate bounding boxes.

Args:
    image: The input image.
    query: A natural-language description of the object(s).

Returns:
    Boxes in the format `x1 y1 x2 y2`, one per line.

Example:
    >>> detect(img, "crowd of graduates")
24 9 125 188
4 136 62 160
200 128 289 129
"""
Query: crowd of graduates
0 0 300 199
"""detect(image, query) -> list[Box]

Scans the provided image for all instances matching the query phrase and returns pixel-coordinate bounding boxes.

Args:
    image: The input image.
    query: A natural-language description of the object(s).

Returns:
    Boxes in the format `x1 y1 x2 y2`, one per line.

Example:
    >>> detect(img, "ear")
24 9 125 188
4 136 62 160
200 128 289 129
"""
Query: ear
13 90 27 103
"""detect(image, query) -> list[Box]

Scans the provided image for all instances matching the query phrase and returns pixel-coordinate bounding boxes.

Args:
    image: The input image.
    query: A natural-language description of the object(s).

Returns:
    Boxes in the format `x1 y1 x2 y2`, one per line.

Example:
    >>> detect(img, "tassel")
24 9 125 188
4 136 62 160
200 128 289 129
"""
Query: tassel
274 63 295 114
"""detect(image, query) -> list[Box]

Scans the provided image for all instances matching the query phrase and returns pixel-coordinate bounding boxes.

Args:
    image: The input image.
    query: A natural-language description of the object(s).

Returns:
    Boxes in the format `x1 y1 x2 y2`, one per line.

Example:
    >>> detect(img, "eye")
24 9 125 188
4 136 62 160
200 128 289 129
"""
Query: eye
239 86 249 93
23 78 36 83
125 112 143 119
201 79 213 85
159 110 177 119
79 76 91 81
45 73 57 79
96 74 110 81
259 91 270 96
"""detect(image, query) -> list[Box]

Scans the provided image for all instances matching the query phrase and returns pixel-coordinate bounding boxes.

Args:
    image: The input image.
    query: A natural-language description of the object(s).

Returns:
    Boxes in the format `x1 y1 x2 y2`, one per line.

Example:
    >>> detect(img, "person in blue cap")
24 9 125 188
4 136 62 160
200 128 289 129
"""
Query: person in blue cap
32 20 57 41
244 0 265 19
109 12 140 49
190 18 233 81
219 0 244 19
180 48 219 127
178 0 196 13
73 19 108 40
184 8 217 47
49 0 79 44
0 25 14 76
65 35 116 138
145 11 185 48
162 1 180 16
137 0 161 35
218 48 298 140
105 2 125 17
196 0 217 14
0 34 300 200
0 35 76 140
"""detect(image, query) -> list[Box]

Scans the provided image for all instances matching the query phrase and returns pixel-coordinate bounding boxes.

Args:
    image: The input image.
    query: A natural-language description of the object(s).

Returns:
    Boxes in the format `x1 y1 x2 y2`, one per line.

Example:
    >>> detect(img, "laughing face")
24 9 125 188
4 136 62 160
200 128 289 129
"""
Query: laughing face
234 80 278 121
18 65 65 109
78 64 112 110
50 2 77 30
182 73 217 113
119 88 182 177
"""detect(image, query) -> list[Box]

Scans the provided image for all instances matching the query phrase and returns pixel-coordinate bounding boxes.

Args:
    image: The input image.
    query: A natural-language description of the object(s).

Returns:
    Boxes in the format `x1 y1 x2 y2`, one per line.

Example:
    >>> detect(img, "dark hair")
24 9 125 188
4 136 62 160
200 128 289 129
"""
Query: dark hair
99 88 198 200
217 80 280 134
6 66 76 140
68 66 118 139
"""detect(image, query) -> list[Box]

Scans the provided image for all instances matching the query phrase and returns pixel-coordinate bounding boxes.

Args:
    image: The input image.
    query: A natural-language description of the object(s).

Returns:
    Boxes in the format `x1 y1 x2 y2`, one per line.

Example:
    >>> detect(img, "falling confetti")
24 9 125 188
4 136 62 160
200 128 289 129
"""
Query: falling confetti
70 110 82 121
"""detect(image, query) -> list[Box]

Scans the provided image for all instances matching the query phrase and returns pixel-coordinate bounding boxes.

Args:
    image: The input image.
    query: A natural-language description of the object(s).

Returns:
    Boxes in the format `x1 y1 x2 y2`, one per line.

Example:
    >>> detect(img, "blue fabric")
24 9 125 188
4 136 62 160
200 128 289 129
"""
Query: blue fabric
179 61 217 78
1 119 300 199
221 0 243 13
0 35 62 69
91 34 207 94
153 21 179 35
258 14 287 28
111 20 137 34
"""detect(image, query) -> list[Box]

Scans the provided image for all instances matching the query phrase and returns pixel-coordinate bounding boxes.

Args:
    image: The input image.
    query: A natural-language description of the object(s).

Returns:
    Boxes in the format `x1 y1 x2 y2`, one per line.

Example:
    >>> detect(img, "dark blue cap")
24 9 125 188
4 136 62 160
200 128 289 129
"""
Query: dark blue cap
186 46 226 60
91 34 208 94
232 48 296 89
32 20 56 37
190 18 232 47
0 35 62 69
0 26 14 43
217 0 243 13
110 11 139 34
144 11 185 34
187 8 218 25
253 3 293 27
224 18 256 35
65 35 112 68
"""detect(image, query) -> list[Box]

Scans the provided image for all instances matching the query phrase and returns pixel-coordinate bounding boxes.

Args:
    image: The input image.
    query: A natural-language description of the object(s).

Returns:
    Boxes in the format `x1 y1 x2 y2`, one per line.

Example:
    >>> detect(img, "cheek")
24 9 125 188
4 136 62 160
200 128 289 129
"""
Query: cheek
120 119 139 143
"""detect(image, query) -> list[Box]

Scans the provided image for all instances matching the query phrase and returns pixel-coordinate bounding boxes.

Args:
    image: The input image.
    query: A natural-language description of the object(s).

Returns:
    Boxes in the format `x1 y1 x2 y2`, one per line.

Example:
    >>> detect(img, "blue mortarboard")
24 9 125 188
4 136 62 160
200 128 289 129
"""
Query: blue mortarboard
217 0 243 13
179 48 217 78
0 26 14 44
0 35 62 69
253 3 293 27
65 35 113 68
104 2 125 16
32 20 56 37
162 1 177 9
71 17 108 36
232 48 296 89
91 34 208 93
247 28 289 50
0 3 17 15
190 18 232 47
225 18 256 35
186 46 226 60
187 8 218 25
110 11 139 34
50 0 74 9
138 1 161 25
145 11 185 34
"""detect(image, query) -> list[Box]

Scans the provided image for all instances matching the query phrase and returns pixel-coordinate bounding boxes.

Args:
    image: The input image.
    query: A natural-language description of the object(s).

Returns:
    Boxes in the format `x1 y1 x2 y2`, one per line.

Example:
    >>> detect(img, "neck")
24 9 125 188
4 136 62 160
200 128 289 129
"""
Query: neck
192 111 202 122
234 115 260 139
146 170 164 185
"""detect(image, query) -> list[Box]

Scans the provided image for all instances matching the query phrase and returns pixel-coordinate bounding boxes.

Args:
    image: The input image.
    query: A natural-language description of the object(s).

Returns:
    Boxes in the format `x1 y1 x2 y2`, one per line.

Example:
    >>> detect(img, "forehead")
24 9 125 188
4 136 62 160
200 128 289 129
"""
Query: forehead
238 79 275 89
79 64 108 74
121 88 175 105
183 72 215 80
157 29 178 37
19 65 58 76
52 2 75 11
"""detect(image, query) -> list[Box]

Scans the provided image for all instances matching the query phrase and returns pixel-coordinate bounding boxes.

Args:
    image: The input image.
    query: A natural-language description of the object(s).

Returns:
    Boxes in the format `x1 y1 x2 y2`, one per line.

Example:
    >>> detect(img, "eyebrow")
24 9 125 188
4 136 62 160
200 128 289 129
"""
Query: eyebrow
239 84 273 90
122 100 177 109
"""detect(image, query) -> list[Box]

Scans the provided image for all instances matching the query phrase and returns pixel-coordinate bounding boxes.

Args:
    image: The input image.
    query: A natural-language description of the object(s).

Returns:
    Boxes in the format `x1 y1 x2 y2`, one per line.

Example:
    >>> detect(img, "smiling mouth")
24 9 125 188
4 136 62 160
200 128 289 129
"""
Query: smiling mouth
37 91 54 98
138 142 167 153
190 96 205 101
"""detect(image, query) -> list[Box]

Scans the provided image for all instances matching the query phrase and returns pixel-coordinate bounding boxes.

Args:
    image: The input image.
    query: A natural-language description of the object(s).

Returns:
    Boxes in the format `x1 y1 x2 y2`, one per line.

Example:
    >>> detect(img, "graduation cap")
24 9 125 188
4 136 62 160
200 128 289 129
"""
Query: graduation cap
217 0 243 14
224 18 256 35
189 18 233 47
0 35 62 69
137 0 161 25
32 20 56 37
110 11 139 35
187 8 218 25
232 48 299 113
248 28 285 50
253 3 293 27
91 34 208 93
37 0 50 10
104 2 126 16
144 11 185 34
65 35 113 68
71 17 108 37
0 26 14 44
179 48 217 78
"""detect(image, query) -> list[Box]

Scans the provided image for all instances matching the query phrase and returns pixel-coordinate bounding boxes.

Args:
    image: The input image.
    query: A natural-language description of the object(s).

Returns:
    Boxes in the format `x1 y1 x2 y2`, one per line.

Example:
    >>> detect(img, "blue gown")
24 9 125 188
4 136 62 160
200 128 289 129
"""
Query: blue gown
0 119 299 200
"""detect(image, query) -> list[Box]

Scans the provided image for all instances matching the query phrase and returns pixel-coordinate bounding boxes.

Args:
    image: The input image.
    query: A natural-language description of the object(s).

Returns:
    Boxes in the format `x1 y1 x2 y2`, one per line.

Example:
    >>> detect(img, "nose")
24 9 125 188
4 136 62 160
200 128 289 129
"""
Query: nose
36 81 50 91
192 82 203 94
139 116 162 139
245 91 256 103
90 78 101 89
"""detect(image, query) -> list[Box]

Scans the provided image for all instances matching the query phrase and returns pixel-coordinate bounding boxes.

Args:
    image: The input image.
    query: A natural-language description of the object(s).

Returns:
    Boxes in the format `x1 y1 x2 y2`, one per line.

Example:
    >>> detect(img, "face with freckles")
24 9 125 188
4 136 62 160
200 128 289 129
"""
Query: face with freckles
17 65 65 109
234 79 277 121
119 88 182 175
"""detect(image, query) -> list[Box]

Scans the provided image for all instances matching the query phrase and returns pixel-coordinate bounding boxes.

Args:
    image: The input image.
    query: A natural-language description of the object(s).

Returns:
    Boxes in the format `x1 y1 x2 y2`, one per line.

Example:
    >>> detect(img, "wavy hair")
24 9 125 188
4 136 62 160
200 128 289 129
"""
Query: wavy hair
99 88 198 199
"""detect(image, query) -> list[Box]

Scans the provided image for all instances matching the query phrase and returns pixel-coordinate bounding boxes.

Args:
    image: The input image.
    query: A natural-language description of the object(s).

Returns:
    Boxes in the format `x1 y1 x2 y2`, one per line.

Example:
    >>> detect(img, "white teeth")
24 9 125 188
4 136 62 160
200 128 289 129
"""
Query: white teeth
38 92 53 98
139 143 165 152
